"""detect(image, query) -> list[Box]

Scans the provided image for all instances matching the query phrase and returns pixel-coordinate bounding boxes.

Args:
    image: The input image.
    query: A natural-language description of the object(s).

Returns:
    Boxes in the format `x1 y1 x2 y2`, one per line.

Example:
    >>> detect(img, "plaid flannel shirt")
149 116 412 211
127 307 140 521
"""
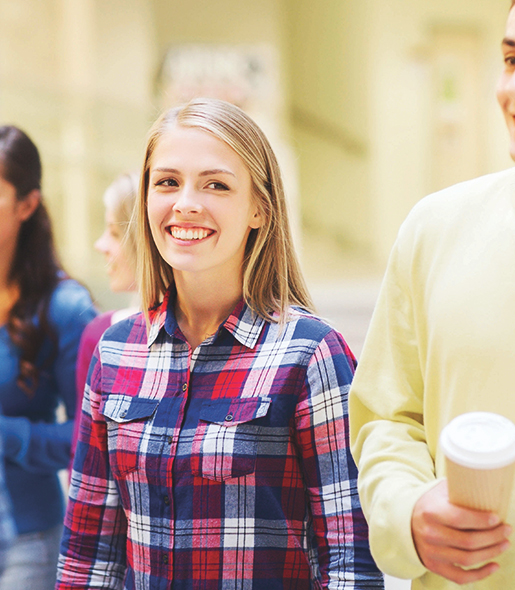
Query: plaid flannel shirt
57 290 383 590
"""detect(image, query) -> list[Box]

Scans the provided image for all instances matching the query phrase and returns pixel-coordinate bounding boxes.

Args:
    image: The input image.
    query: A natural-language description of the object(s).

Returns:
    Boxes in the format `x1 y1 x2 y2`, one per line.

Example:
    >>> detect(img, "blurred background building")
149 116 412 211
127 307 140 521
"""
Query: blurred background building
1 1 513 587
0 0 512 308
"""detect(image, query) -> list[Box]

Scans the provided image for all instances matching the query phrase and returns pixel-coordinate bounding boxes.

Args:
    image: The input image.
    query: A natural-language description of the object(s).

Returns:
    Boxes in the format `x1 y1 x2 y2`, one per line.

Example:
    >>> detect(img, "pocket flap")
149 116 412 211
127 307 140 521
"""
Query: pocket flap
199 397 271 426
101 396 159 423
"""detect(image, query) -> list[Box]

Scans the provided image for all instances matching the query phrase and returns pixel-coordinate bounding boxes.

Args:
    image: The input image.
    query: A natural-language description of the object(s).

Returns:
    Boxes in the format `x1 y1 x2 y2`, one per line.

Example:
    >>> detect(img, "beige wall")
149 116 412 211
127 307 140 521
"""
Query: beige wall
284 0 372 259
0 0 156 308
367 0 512 263
285 0 513 269
1 0 513 300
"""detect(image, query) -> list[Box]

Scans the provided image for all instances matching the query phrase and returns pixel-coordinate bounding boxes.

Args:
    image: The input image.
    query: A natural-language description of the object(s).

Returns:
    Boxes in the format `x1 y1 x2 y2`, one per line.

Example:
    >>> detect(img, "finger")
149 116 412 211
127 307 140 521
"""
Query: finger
434 539 510 569
427 560 500 586
444 507 501 531
414 482 502 532
430 524 512 551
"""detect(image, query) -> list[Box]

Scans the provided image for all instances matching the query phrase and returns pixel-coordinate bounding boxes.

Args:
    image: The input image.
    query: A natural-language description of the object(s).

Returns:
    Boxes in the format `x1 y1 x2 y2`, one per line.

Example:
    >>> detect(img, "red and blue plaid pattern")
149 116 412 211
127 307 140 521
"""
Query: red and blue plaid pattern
57 290 383 589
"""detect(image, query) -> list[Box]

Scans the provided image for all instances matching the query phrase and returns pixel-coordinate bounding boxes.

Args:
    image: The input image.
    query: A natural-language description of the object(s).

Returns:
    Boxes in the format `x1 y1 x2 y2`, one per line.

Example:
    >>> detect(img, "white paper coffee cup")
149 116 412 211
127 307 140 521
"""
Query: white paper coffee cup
440 412 515 521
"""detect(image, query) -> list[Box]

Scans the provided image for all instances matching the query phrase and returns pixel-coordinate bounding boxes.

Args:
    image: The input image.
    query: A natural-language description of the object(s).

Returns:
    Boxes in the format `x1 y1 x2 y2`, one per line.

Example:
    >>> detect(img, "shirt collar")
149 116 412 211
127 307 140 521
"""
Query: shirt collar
146 287 266 350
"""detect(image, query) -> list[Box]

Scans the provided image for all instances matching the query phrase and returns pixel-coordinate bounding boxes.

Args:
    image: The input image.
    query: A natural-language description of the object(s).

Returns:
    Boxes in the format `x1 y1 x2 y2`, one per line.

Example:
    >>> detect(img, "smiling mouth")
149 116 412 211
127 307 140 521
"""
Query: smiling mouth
168 226 213 241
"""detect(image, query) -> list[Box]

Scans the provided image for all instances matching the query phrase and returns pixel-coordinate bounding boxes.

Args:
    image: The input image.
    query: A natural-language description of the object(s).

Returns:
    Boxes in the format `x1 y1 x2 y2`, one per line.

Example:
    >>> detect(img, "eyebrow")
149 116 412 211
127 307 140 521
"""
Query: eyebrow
152 167 236 178
502 38 515 48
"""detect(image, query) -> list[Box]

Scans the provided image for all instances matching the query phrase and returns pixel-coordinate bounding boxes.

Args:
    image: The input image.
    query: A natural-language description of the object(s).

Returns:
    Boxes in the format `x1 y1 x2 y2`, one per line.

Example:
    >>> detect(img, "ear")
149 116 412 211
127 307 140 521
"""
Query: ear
17 189 41 222
249 207 263 230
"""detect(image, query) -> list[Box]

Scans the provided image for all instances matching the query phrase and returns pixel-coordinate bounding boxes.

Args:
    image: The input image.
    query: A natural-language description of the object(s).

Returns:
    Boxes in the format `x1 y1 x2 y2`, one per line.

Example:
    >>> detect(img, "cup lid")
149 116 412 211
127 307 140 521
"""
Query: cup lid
440 412 515 469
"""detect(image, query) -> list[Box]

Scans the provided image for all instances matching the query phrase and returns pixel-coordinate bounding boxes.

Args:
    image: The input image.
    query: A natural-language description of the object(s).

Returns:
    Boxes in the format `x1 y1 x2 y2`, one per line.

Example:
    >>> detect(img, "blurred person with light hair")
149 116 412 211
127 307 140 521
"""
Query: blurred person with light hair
71 172 139 462
57 97 383 589
350 1 515 588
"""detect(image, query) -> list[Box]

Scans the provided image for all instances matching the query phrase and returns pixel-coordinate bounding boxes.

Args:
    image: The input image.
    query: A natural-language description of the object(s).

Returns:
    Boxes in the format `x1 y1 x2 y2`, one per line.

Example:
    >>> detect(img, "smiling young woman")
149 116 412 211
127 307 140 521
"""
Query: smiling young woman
57 98 384 590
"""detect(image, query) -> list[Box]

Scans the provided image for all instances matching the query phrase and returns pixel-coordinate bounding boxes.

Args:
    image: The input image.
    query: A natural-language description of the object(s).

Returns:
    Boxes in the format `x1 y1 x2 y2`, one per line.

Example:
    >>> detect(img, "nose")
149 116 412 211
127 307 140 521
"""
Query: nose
499 68 515 101
95 230 110 254
172 184 202 215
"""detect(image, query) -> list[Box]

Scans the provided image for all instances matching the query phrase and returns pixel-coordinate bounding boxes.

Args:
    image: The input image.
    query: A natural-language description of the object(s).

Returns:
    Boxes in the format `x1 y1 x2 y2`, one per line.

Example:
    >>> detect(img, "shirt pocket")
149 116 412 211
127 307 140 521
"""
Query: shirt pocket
191 397 271 482
100 396 159 477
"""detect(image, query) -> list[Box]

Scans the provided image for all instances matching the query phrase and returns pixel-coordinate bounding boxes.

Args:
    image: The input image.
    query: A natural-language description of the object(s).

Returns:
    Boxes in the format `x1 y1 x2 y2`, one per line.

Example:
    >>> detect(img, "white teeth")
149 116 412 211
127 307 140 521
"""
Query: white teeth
171 227 210 241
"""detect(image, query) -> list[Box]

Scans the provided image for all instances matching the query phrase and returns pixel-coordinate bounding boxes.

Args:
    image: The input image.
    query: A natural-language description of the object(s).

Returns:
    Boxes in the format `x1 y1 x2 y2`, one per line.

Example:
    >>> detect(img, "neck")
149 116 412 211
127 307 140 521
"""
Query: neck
174 270 243 350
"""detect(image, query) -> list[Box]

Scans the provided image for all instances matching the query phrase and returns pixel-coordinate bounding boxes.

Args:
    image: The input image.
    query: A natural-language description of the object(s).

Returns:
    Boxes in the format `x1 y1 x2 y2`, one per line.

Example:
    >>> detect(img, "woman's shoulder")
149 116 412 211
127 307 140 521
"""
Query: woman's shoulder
270 306 352 353
50 278 93 306
48 278 97 326
81 311 115 343
284 307 357 368
100 310 146 344
286 307 336 338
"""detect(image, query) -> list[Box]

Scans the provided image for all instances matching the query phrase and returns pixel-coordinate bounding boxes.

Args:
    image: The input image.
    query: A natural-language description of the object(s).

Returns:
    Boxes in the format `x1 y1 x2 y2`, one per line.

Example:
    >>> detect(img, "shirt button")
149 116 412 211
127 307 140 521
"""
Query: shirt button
162 554 168 564
225 414 234 422
120 411 127 418
164 495 170 505
167 436 173 444
182 383 188 391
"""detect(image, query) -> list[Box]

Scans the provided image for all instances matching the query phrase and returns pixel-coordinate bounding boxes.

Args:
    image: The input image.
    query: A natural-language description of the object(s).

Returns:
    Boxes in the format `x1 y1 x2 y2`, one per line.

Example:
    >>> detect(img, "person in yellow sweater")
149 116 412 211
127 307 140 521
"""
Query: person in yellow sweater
350 2 515 588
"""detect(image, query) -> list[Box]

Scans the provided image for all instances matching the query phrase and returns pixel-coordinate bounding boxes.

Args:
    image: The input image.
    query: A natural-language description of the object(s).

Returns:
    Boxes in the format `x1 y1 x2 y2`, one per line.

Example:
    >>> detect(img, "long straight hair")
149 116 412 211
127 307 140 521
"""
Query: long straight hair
136 98 314 325
0 126 65 394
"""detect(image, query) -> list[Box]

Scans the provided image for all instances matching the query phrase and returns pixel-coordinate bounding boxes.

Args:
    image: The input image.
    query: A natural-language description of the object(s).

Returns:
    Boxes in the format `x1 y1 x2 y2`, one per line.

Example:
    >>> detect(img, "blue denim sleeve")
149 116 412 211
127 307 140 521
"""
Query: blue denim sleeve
0 433 14 557
0 280 98 473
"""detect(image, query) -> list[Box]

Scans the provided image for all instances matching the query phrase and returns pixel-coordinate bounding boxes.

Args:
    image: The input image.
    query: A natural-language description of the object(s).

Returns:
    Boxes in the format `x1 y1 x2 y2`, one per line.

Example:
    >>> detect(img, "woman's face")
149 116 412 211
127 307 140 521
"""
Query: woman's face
95 206 136 292
146 125 262 283
0 175 36 256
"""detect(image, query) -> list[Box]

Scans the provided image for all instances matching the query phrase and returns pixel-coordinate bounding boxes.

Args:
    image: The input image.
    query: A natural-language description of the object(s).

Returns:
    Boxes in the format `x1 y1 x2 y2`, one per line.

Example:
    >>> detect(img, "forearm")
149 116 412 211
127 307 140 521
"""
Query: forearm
0 415 73 473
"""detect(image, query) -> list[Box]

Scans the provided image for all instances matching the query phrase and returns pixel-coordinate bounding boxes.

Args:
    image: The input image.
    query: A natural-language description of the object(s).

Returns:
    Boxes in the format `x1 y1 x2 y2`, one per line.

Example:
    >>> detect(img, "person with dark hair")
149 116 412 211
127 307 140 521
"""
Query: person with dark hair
0 125 96 590
57 98 383 589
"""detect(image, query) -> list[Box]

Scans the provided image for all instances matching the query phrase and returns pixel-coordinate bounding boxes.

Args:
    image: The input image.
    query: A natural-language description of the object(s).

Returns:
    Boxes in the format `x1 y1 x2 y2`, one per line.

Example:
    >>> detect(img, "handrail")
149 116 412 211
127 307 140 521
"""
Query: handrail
291 105 367 158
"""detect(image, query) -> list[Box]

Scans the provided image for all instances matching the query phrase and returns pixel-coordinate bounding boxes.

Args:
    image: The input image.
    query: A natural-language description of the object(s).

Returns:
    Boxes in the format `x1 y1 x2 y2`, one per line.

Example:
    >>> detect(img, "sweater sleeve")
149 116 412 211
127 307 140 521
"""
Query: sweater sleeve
349 226 438 581
295 329 384 589
1 280 97 473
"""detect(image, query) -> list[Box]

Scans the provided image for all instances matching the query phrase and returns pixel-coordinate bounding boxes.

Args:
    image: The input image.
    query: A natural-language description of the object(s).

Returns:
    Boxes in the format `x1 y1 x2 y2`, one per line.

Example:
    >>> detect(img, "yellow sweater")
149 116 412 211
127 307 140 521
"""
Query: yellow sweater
350 167 515 589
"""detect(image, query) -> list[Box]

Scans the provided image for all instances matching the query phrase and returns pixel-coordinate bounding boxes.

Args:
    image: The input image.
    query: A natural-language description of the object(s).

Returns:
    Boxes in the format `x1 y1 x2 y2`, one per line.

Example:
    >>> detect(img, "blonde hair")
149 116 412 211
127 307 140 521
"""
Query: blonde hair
104 171 139 271
137 97 314 324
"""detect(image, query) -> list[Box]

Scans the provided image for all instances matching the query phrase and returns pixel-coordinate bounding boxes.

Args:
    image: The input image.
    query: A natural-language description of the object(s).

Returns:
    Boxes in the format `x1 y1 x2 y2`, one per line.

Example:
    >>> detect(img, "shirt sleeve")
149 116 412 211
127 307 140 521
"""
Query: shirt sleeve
56 346 128 590
0 280 98 474
295 328 384 589
349 231 438 580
